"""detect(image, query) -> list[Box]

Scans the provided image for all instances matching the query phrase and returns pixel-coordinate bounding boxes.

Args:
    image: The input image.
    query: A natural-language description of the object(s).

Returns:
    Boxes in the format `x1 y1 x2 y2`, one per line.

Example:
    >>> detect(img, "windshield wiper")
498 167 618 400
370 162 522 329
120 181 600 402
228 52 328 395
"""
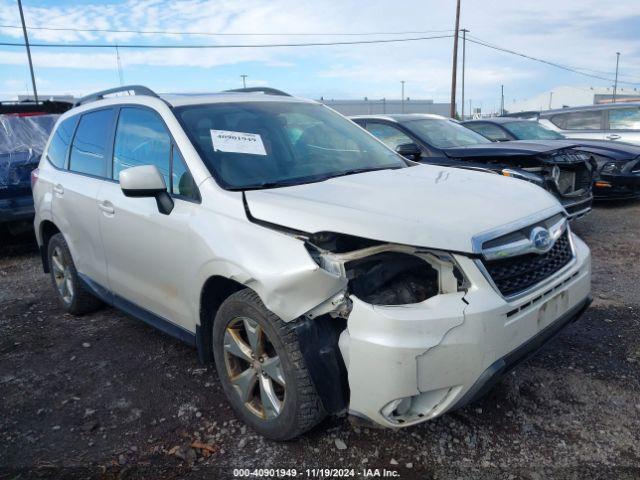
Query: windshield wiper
317 165 403 181
232 166 402 191
233 180 303 191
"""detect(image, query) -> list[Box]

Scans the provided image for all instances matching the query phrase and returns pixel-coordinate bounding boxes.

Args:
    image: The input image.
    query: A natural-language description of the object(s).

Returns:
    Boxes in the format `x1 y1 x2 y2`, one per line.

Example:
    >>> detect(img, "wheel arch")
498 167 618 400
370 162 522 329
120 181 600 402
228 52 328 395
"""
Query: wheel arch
38 220 61 273
196 275 245 364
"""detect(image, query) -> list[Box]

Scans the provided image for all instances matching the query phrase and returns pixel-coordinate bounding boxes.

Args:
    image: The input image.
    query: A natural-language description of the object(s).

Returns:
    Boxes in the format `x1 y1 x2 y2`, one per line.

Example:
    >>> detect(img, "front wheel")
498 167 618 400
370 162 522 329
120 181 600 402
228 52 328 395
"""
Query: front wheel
212 289 325 440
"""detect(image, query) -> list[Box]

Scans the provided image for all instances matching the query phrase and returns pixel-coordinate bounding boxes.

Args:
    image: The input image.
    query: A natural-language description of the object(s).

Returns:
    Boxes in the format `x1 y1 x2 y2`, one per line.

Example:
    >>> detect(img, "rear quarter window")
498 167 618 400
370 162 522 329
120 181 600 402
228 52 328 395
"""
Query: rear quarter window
47 116 78 169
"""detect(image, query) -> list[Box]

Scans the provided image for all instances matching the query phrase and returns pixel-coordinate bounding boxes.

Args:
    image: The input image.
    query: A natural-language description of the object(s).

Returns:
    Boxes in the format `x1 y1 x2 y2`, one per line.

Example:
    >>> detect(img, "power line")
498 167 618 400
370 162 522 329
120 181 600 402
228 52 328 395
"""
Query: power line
466 34 640 86
0 34 454 49
0 24 454 37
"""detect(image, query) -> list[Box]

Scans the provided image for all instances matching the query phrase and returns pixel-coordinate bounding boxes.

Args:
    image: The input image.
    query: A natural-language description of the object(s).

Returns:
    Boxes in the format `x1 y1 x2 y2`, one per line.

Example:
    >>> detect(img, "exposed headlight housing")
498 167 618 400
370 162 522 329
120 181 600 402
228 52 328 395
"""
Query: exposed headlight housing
305 233 468 306
601 161 626 174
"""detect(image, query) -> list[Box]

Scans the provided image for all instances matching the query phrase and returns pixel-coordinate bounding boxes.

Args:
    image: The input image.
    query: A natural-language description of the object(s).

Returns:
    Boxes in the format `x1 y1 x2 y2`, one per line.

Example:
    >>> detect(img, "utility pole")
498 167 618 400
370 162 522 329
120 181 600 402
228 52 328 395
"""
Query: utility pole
548 91 553 110
17 0 38 103
115 45 124 86
401 80 405 113
613 52 620 103
449 0 461 118
241 74 248 89
461 28 469 119
500 85 504 116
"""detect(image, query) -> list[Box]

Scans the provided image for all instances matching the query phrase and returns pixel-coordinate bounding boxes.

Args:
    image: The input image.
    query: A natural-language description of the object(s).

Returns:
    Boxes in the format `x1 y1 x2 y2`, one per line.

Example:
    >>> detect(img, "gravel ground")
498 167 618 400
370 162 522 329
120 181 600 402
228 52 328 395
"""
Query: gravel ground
1 202 639 480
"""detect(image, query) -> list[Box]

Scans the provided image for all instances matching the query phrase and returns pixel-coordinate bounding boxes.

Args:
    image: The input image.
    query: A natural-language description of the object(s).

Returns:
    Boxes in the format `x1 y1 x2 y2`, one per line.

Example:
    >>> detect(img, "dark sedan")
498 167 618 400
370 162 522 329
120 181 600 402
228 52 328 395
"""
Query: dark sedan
351 114 595 219
463 117 640 200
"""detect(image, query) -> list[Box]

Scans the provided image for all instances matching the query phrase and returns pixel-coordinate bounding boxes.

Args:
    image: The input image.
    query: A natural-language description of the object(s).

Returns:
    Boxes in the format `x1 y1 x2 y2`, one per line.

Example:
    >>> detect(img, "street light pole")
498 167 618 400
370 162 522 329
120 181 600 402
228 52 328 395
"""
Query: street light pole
241 74 248 89
401 80 405 113
449 0 461 118
613 52 620 103
17 0 38 103
500 85 505 116
461 28 468 119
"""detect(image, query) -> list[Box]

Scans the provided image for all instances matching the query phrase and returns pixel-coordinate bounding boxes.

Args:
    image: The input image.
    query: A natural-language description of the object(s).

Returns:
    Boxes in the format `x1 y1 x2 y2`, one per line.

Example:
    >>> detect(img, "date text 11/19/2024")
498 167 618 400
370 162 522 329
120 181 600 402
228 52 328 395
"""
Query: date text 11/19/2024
232 468 402 477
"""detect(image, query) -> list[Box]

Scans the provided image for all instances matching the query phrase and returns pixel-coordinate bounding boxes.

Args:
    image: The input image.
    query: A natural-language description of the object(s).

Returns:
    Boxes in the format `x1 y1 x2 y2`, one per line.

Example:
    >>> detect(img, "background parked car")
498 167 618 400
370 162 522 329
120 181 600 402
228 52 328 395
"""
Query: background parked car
463 117 640 200
0 112 58 234
351 114 595 219
534 103 640 145
0 99 72 235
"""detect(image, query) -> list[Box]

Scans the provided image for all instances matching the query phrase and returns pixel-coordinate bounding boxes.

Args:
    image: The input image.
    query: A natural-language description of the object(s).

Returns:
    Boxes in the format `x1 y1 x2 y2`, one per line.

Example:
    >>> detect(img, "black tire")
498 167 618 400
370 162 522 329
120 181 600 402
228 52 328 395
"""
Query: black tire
212 289 325 440
47 233 103 315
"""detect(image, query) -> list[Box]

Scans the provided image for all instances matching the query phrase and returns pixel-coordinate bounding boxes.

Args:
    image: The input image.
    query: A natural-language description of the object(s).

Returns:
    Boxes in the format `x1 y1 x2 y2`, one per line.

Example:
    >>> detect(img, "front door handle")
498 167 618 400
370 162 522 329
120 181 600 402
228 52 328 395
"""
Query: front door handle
98 201 115 215
53 184 64 196
606 134 621 140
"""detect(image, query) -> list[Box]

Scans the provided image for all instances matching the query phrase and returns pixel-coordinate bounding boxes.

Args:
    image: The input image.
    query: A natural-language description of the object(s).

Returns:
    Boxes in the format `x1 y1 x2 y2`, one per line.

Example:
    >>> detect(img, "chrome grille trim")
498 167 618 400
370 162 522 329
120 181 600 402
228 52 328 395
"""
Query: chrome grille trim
472 210 577 301
470 206 565 255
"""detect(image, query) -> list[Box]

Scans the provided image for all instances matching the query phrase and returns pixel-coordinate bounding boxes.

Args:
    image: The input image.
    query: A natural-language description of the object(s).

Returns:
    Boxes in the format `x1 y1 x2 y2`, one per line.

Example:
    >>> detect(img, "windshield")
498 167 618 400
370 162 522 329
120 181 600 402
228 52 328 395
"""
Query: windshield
174 102 406 189
504 121 565 140
403 118 491 148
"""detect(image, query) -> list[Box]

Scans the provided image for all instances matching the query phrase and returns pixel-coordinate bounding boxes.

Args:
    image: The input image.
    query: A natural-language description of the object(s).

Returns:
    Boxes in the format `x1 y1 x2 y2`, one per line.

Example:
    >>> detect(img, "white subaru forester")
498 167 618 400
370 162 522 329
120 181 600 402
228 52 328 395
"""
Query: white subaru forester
32 86 592 440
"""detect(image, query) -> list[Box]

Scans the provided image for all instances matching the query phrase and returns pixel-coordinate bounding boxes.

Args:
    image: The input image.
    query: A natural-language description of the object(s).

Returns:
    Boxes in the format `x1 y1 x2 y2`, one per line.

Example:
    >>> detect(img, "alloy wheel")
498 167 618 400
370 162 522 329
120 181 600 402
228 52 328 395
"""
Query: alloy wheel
222 316 286 420
51 246 74 304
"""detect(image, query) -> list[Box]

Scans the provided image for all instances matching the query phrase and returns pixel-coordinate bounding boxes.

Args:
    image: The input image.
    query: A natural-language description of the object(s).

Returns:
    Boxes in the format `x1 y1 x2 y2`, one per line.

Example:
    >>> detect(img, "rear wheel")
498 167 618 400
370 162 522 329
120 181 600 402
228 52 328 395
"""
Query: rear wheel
212 289 325 440
47 233 103 315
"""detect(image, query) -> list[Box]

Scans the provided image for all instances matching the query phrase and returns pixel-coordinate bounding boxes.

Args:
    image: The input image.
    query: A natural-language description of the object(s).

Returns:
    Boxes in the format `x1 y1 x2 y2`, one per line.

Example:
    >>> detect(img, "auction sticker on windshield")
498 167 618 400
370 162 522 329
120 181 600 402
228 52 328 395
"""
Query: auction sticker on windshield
210 129 267 155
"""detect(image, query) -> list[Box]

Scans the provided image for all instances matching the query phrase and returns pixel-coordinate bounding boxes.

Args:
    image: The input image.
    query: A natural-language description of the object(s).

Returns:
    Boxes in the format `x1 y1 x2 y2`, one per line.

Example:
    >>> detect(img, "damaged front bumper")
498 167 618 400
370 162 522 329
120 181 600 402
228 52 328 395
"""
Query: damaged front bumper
337 233 591 428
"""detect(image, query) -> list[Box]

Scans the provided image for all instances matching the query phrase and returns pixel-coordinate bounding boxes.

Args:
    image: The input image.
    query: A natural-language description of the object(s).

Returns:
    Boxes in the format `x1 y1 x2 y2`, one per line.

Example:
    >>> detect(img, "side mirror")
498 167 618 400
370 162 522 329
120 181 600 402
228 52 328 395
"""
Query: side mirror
120 165 174 215
395 143 422 160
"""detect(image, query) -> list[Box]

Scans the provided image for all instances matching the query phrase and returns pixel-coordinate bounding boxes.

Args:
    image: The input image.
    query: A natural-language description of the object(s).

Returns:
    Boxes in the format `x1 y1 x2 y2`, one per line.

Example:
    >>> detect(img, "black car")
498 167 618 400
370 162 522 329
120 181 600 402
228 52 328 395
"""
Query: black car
351 114 595 219
462 117 640 200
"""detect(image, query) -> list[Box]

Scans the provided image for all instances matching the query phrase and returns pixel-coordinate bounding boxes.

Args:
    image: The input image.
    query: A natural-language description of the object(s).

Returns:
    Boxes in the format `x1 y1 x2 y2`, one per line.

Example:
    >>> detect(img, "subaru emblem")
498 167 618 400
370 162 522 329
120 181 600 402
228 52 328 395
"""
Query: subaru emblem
530 226 553 253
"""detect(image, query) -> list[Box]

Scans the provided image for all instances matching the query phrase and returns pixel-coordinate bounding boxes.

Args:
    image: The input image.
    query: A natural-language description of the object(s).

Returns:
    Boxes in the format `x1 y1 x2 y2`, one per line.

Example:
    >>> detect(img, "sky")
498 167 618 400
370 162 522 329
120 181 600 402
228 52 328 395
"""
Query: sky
0 0 639 113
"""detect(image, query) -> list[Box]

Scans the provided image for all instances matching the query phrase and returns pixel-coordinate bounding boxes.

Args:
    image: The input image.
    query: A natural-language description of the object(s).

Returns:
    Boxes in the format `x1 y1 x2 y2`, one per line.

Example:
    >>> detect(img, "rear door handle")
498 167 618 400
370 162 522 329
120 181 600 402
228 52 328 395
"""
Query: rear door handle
98 201 115 215
53 184 64 195
606 134 621 140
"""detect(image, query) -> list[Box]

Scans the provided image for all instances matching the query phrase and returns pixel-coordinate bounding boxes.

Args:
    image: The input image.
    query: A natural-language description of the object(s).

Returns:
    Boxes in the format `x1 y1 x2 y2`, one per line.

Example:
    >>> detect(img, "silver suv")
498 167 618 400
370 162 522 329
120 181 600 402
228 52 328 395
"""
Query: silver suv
538 103 640 144
33 86 591 439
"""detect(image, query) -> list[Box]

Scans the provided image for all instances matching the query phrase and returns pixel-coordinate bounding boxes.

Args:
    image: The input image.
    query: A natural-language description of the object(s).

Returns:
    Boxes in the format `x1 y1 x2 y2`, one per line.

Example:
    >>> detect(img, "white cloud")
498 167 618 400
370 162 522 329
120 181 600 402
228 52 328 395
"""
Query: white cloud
0 0 638 103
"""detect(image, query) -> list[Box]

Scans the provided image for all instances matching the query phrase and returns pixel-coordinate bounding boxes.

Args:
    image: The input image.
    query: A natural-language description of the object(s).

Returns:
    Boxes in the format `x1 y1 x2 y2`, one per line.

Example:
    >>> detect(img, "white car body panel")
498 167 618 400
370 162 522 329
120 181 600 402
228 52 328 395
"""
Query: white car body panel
52 171 110 288
246 164 560 253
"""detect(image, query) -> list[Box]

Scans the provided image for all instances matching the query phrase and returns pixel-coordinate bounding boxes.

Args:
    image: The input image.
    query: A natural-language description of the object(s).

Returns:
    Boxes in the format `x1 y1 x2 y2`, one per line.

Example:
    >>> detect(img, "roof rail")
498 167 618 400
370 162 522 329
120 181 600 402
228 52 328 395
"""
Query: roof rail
224 87 291 97
74 85 159 107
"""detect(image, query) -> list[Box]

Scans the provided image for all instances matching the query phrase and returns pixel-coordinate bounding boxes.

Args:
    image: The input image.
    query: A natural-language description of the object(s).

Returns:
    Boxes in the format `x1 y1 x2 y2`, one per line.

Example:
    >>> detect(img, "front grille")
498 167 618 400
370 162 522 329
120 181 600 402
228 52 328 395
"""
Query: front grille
481 231 573 297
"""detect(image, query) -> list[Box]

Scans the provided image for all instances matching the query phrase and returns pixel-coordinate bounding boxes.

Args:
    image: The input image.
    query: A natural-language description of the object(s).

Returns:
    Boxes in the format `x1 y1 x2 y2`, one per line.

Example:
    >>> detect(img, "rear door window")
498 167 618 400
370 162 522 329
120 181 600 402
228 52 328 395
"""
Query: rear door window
112 107 171 187
550 111 603 130
69 109 115 177
608 107 640 130
47 116 78 169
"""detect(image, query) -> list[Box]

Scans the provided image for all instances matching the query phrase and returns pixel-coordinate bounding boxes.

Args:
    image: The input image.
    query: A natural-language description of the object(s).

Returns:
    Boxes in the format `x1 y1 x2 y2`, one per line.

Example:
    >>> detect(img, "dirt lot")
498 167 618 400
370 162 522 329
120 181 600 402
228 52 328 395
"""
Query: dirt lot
1 202 639 480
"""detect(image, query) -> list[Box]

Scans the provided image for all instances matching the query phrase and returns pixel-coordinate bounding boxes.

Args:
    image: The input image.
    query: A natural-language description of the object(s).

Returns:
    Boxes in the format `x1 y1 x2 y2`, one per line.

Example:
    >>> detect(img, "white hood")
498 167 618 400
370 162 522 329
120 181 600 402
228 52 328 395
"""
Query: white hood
245 164 562 253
